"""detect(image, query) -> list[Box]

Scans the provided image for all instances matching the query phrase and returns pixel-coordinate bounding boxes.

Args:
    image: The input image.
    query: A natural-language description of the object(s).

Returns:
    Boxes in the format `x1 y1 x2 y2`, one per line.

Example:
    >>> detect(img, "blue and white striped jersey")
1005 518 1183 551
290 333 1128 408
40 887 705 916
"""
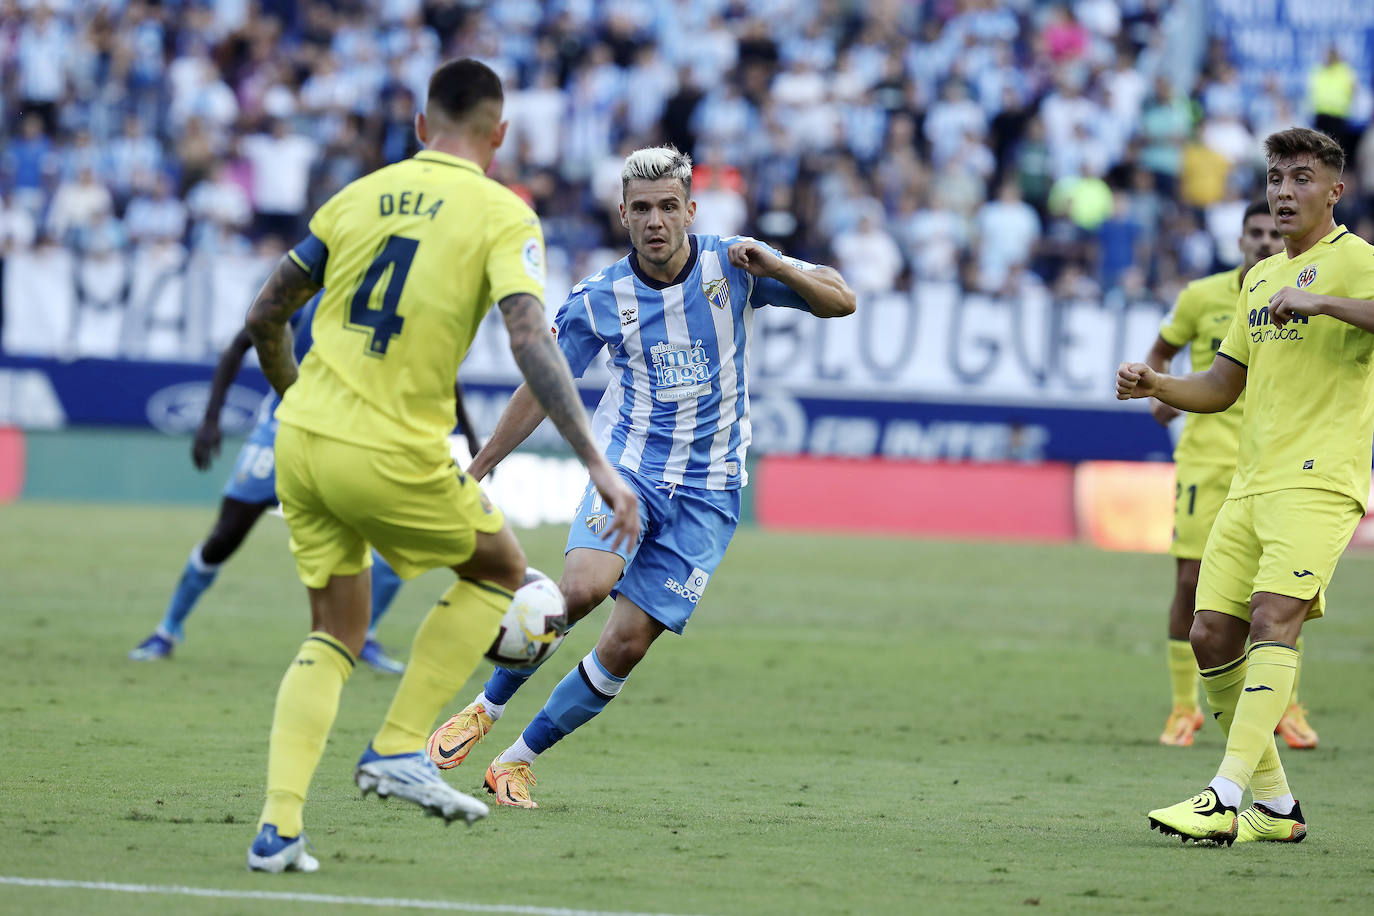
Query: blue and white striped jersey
554 235 814 490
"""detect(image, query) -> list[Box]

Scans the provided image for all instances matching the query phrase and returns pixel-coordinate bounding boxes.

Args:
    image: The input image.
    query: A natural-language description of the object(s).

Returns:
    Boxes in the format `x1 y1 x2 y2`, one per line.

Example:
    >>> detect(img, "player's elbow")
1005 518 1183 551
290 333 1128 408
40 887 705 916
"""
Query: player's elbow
816 286 857 318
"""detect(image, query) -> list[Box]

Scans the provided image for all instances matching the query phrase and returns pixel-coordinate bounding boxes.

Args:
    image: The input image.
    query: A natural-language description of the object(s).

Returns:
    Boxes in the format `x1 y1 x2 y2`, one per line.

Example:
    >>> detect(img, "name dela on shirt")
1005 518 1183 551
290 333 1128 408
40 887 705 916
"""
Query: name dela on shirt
379 191 443 220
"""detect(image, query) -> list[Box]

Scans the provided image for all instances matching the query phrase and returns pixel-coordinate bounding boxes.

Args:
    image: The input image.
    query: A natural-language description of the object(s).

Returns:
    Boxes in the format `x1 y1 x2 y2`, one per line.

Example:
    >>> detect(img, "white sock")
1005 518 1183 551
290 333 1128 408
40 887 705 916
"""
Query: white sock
1256 793 1295 815
1209 776 1244 810
188 543 221 573
497 736 536 765
476 692 505 721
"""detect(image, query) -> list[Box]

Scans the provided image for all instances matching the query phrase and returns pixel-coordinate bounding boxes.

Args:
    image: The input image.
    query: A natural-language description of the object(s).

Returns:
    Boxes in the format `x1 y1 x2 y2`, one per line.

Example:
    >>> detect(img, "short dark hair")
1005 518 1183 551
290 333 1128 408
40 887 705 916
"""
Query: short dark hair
1242 199 1271 223
427 58 503 123
1263 126 1345 175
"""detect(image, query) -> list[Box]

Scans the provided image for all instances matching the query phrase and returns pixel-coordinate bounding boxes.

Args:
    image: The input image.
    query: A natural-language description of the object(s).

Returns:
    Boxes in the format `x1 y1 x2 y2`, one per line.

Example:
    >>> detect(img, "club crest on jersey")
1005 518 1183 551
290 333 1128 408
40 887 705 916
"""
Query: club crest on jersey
585 512 608 535
702 276 730 310
650 340 710 401
1296 265 1317 288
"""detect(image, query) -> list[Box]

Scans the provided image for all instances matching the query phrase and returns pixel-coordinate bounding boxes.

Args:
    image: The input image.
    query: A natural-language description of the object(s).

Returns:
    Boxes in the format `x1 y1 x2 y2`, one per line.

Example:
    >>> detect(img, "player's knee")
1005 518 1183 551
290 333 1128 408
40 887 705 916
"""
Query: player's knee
559 578 612 622
201 526 246 564
1188 614 1223 657
596 630 649 675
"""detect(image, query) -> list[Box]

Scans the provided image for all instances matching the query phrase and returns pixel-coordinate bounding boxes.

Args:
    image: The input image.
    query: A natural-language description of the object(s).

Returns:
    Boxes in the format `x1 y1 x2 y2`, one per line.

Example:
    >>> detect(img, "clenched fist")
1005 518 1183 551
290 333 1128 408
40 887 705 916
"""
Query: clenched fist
1116 362 1159 400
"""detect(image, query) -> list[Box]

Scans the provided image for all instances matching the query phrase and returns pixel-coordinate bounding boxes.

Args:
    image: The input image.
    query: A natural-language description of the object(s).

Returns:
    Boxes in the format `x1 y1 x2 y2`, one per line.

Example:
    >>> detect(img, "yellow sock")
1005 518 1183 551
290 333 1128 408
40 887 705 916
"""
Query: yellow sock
259 632 355 836
1200 652 1289 800
1199 654 1246 733
1167 639 1199 710
371 579 510 756
1216 642 1298 792
1289 634 1304 706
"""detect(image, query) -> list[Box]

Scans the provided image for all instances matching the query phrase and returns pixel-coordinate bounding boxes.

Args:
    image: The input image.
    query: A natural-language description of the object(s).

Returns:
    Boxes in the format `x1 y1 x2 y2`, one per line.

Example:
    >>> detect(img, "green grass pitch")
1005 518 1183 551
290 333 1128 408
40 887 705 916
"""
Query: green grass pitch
3 501 1374 914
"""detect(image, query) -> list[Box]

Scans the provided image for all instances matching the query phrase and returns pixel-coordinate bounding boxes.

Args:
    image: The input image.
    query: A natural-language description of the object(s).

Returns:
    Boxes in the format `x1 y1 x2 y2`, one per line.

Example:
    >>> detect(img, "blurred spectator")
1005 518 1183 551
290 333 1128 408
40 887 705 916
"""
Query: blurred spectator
3 114 56 215
1049 163 1113 234
1200 111 1255 172
692 161 749 239
1039 4 1090 65
900 187 966 283
125 174 189 249
16 5 69 135
1138 75 1193 194
241 119 317 242
0 192 38 254
506 68 566 170
1173 209 1216 278
1012 117 1055 218
1308 46 1358 160
974 181 1042 291
924 79 985 166
47 166 113 246
1179 129 1229 210
1205 185 1250 268
108 114 164 206
832 211 904 297
186 160 252 252
1097 191 1143 289
1200 61 1245 119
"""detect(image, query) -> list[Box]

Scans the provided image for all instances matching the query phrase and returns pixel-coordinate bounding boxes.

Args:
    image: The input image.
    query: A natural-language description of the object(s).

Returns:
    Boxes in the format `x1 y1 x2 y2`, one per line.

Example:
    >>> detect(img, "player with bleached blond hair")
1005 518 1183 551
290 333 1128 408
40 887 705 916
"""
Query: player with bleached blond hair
426 145 856 807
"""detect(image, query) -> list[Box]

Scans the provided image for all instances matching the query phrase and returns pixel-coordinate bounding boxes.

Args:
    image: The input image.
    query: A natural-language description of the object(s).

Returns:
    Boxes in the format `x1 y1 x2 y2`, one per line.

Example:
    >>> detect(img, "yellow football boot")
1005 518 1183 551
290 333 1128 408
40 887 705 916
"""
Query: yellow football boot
1147 788 1238 845
1236 801 1307 843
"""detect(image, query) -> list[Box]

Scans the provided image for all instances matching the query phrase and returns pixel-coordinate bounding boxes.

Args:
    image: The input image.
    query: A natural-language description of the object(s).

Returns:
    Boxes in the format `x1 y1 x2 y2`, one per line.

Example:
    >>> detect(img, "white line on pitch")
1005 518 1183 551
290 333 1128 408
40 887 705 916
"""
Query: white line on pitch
0 876 714 916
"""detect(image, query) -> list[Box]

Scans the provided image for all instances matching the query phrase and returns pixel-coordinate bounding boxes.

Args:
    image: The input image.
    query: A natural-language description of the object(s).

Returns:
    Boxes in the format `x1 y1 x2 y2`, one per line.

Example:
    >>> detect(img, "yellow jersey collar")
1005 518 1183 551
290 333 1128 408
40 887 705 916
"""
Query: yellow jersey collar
1321 224 1349 244
413 150 484 175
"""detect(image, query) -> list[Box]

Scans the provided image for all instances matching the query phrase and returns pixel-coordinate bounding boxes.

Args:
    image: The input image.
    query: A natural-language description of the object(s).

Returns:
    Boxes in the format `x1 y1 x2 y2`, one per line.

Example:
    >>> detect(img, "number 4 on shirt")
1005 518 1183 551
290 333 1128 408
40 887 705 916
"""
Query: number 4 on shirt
348 235 418 355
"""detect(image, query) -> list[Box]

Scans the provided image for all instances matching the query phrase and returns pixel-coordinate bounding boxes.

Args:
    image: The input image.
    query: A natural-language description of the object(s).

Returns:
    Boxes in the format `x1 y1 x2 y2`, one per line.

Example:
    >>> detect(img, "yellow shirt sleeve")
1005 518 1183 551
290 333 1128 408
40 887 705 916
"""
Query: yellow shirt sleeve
1159 283 1198 348
1217 285 1252 367
485 192 546 305
307 190 344 251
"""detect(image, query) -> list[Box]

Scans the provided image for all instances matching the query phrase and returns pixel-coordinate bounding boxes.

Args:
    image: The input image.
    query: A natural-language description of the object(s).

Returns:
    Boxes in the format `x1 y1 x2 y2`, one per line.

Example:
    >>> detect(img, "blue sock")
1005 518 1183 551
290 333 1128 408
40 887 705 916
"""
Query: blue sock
157 544 220 640
483 623 576 706
521 649 625 756
367 552 402 637
484 666 537 706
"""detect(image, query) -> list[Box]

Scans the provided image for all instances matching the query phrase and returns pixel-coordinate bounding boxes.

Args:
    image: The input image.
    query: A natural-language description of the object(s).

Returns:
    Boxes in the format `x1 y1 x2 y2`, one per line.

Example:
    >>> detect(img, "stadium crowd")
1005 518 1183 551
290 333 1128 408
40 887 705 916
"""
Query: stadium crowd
2 0 1373 320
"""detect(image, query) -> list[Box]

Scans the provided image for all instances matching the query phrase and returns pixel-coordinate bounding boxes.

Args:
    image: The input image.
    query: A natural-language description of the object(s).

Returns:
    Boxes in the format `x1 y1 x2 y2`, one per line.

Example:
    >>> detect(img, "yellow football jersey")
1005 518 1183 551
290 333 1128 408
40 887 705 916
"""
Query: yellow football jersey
1218 225 1374 510
1159 267 1245 467
277 150 544 457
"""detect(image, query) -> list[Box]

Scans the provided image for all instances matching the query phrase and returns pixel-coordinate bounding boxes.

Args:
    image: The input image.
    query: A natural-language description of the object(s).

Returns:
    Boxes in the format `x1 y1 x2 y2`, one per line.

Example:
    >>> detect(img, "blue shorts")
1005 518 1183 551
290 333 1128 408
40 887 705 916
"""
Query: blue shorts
565 469 740 635
222 416 279 505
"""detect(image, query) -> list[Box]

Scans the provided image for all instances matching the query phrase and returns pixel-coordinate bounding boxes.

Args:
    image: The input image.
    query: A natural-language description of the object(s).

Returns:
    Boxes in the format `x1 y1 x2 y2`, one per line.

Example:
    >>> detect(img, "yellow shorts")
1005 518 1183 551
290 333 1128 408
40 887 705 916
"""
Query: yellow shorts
275 423 505 589
1195 488 1363 622
1169 464 1233 559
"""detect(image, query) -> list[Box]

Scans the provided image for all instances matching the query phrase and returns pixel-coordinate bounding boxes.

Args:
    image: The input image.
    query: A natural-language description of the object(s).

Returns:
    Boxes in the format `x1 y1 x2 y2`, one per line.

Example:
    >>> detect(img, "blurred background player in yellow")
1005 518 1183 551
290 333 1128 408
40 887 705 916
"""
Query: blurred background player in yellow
1141 200 1317 749
242 57 638 873
1118 127 1374 845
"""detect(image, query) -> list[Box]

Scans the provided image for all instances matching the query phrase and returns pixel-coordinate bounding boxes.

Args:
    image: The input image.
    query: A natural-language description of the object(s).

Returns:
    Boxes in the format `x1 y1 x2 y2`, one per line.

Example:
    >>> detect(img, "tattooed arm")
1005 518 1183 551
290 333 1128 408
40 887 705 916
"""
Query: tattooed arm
499 292 640 550
244 256 322 396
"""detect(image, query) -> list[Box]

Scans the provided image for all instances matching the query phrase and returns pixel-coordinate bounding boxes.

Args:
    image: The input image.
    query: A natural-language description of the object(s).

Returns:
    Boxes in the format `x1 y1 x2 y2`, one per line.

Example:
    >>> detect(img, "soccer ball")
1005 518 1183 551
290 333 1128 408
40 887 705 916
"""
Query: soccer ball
485 568 567 669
